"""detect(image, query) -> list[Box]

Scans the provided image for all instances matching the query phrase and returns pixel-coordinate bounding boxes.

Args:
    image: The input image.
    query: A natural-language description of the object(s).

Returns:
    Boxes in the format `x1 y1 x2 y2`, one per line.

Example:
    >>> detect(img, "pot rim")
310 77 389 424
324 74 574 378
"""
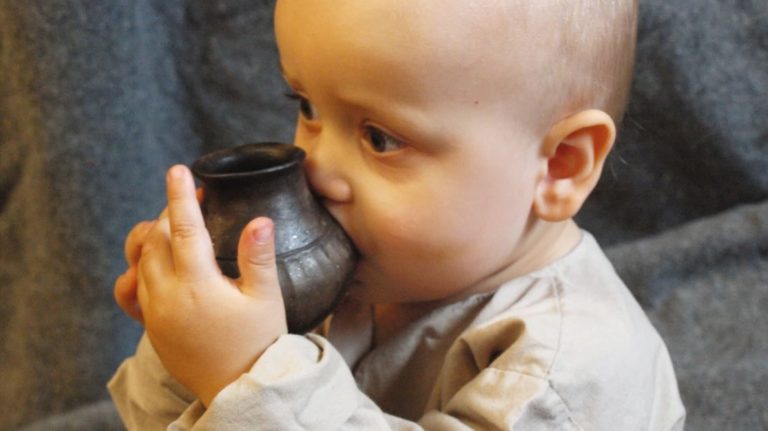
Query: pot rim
191 142 305 180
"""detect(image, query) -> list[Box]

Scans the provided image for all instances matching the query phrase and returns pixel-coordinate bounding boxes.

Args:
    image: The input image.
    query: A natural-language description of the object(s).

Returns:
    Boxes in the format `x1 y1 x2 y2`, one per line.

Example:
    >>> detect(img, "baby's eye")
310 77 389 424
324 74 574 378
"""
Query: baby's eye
285 92 317 121
363 125 405 153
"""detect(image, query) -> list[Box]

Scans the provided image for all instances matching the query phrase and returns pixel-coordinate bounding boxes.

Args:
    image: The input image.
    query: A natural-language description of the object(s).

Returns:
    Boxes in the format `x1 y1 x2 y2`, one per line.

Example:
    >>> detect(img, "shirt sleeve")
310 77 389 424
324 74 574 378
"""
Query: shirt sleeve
168 334 403 430
107 333 196 430
420 368 582 430
166 334 579 430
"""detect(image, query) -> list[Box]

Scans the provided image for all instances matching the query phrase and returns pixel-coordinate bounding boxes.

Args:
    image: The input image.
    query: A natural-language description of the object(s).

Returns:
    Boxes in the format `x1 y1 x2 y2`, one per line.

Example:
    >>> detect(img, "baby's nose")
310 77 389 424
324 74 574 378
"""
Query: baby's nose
301 145 352 204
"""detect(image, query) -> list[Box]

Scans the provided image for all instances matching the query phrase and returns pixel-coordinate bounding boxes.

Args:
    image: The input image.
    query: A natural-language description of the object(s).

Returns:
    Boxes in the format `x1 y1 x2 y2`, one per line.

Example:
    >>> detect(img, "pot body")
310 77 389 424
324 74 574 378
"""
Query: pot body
191 142 357 333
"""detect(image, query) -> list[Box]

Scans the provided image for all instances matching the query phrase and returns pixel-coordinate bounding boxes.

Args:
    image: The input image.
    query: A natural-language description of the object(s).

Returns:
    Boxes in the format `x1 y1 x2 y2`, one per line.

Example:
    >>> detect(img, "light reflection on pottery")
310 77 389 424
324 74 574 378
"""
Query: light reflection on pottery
191 142 357 334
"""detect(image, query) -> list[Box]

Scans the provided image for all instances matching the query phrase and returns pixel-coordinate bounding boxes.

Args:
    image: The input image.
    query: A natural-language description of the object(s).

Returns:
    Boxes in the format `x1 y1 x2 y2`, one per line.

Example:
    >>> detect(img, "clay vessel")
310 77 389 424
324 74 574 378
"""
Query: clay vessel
191 142 357 333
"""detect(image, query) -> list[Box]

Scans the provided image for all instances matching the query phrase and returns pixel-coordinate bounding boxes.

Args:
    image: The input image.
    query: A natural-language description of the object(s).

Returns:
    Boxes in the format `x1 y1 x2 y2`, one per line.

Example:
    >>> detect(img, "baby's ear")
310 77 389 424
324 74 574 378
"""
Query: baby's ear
533 109 615 222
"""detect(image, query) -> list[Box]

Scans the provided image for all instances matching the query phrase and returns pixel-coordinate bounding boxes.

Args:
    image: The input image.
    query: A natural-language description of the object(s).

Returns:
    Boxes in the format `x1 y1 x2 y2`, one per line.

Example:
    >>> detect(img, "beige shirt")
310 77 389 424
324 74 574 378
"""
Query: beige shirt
109 232 686 430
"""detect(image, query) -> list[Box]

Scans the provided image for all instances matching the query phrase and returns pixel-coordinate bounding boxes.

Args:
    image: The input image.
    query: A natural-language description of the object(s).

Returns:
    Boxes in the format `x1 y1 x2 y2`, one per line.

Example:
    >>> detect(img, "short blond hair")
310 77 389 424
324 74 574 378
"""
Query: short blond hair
519 0 639 128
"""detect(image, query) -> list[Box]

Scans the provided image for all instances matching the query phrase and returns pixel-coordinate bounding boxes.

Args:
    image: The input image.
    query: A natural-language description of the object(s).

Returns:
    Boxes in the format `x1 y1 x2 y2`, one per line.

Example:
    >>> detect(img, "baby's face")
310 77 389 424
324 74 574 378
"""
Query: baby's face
275 0 546 304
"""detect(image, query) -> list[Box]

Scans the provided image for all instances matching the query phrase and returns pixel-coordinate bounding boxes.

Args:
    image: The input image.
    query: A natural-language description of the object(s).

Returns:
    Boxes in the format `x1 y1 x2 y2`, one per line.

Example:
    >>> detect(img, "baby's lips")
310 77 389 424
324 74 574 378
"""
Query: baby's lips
319 201 358 245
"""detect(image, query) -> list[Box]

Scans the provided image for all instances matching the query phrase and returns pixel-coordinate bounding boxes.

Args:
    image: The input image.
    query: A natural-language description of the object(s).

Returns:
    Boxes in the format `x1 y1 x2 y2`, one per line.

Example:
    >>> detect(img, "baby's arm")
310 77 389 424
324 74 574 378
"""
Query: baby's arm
166 330 555 430
108 333 196 430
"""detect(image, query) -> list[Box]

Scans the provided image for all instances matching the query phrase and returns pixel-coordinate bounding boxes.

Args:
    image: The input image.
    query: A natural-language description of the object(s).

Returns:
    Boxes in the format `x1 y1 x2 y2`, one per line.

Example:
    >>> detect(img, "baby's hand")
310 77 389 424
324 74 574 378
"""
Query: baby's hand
114 189 204 322
135 165 287 406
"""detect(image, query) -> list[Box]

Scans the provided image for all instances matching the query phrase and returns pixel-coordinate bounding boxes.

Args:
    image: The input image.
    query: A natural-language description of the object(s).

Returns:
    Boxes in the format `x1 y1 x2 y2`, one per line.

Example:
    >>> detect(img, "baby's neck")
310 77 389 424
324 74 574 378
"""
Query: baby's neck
483 218 583 291
428 218 583 303
373 302 435 347
372 219 582 346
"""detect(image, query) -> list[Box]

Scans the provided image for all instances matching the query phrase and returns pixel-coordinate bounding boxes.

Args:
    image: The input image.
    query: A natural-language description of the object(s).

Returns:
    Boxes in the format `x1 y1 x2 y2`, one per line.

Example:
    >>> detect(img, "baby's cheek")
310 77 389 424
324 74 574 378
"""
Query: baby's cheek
375 208 467 262
373 213 421 254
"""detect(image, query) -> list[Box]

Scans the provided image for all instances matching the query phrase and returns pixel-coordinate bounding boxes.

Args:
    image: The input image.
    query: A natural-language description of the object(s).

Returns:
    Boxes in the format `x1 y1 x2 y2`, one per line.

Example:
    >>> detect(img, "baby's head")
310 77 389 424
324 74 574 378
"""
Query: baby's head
503 1 638 131
274 0 637 304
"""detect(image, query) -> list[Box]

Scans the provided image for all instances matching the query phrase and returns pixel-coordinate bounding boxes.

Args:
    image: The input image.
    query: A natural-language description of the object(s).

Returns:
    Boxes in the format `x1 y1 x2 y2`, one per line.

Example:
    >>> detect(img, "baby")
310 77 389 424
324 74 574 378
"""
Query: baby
109 0 686 429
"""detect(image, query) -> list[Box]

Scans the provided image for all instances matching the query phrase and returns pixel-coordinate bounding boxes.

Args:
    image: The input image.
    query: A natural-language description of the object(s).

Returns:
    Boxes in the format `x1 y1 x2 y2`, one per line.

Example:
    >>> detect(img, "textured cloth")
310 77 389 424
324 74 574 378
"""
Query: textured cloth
1 0 766 430
108 233 685 430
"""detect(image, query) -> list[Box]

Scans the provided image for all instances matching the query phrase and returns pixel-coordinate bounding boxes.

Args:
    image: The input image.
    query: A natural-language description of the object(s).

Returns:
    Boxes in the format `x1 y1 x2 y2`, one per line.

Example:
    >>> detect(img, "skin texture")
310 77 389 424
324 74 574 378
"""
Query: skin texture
114 0 616 406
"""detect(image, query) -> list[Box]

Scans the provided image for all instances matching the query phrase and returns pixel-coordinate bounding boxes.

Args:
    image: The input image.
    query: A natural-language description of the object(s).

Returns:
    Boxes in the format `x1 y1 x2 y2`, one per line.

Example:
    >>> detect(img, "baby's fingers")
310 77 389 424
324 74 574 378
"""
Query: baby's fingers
157 188 203 221
237 217 281 298
166 165 218 282
114 267 144 323
125 220 156 267
138 218 176 294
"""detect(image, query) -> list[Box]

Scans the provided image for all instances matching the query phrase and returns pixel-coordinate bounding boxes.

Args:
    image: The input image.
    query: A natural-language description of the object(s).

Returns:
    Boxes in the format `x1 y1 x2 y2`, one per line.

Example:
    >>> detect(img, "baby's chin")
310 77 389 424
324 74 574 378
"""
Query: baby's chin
345 276 443 306
348 258 472 304
347 261 408 302
343 274 393 305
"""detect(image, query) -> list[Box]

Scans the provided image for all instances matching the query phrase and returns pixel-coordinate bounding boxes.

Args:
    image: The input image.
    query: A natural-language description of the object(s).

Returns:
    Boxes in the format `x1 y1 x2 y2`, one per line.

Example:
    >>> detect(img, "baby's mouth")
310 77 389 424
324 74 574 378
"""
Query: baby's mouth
315 198 360 250
306 185 363 271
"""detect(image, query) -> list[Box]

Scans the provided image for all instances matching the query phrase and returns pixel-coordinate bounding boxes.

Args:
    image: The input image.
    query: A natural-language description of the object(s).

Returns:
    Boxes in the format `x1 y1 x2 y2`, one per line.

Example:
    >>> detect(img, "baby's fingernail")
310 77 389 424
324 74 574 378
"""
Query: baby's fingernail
252 218 273 244
168 165 187 181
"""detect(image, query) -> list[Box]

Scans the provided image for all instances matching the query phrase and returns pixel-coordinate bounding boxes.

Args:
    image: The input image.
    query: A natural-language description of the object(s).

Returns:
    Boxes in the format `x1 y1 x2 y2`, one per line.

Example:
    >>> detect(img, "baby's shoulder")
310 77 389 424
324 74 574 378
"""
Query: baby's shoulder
431 234 683 428
437 272 681 428
456 253 646 375
452 271 653 379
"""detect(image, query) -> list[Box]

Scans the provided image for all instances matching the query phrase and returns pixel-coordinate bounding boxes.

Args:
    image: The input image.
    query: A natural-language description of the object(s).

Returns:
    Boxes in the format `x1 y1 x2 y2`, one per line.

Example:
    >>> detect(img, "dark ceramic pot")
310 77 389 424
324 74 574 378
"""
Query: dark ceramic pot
191 142 357 334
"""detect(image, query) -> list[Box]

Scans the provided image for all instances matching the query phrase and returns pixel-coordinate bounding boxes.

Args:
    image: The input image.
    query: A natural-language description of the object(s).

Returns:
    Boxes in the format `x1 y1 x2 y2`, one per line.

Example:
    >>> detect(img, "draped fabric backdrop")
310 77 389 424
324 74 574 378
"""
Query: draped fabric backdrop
1 1 766 430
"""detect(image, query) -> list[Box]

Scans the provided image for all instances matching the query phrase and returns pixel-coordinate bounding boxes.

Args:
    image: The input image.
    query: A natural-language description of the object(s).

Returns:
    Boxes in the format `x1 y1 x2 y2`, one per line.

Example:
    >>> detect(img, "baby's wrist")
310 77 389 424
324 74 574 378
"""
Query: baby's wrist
194 367 251 408
195 338 284 407
199 334 321 407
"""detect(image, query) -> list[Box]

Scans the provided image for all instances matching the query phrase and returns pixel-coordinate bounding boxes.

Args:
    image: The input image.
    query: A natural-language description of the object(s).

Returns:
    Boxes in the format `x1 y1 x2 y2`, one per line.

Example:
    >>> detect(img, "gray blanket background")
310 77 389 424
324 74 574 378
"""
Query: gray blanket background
1 1 765 430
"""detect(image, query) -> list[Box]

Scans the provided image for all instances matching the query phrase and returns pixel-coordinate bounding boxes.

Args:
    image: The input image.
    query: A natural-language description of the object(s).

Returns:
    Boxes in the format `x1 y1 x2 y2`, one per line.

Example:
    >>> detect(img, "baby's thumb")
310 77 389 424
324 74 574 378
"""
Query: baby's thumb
237 217 281 298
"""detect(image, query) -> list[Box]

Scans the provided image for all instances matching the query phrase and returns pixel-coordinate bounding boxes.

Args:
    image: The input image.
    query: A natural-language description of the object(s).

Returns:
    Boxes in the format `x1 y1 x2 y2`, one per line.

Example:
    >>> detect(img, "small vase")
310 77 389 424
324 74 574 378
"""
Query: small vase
191 142 357 334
